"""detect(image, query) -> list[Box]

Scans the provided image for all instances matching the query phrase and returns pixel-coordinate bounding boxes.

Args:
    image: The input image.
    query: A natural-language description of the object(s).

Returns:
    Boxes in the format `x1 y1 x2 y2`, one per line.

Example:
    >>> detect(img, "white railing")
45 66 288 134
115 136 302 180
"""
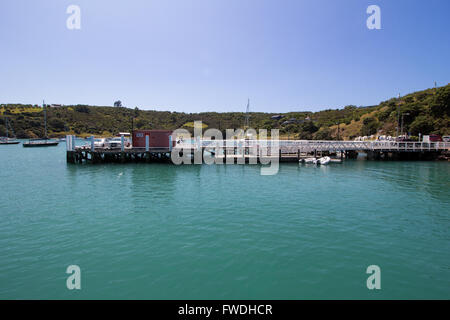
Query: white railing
176 140 450 153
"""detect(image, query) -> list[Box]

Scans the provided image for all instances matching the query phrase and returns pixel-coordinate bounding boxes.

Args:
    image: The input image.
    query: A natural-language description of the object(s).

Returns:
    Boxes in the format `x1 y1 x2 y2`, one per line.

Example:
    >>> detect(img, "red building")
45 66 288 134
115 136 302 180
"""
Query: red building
132 130 174 148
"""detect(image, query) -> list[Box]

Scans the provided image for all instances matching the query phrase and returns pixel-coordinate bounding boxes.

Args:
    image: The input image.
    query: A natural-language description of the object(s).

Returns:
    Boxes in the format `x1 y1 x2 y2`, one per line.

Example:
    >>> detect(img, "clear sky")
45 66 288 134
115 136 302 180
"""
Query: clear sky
0 0 449 112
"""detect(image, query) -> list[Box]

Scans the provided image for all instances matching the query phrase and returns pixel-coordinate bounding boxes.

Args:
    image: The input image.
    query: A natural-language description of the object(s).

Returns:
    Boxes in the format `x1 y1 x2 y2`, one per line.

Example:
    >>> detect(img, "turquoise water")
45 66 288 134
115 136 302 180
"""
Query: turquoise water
0 142 449 299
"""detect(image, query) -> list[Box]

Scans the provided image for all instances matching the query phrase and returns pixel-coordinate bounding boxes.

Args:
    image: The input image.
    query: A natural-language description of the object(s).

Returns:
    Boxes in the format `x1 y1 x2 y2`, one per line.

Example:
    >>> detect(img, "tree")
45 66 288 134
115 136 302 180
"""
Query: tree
300 121 318 134
49 119 66 132
361 117 378 136
314 127 332 140
74 105 90 113
377 109 393 122
409 115 434 135
430 86 450 117
135 119 148 129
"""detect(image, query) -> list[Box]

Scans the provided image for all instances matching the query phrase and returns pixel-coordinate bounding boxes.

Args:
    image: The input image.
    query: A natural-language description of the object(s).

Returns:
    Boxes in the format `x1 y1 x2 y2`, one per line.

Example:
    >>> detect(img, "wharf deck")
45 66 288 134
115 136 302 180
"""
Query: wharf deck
66 138 450 164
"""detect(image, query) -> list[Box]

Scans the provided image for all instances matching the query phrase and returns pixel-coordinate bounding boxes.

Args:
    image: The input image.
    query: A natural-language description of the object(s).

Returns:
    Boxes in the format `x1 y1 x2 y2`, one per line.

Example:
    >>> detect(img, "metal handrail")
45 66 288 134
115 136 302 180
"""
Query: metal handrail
177 140 450 152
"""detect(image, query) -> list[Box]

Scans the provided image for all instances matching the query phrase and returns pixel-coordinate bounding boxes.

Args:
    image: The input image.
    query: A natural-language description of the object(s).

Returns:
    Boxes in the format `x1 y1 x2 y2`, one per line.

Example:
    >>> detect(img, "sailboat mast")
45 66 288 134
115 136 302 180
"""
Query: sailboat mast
43 100 47 139
245 98 250 128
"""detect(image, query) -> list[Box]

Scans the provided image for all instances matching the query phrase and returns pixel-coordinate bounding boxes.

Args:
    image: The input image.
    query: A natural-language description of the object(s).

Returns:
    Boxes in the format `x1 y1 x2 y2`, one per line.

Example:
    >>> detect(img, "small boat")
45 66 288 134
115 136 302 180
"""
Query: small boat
22 100 59 148
23 138 59 147
302 157 316 164
0 137 20 145
316 156 331 165
0 117 20 145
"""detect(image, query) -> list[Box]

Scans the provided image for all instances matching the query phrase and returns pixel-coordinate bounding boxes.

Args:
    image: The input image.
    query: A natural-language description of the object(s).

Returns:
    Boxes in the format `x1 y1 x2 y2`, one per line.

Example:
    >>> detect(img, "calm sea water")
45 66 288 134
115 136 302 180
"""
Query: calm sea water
0 142 449 299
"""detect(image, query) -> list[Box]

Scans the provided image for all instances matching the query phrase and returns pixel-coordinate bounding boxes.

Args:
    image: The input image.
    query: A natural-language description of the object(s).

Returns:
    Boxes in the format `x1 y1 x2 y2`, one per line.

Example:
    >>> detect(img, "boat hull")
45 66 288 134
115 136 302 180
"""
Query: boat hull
317 156 331 165
23 142 59 147
0 141 20 145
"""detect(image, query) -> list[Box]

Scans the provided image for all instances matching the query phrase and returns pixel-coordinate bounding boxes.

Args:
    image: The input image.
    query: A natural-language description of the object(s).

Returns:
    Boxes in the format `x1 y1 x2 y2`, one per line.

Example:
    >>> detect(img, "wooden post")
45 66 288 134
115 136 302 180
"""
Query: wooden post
72 136 76 151
224 139 227 161
91 135 95 151
257 144 260 163
66 135 72 151
66 151 74 163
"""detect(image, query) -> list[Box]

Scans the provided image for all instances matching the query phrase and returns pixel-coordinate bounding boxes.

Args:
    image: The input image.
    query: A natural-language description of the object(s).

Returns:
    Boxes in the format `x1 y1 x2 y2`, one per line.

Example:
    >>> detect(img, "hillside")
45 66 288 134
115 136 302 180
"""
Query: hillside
1 84 449 140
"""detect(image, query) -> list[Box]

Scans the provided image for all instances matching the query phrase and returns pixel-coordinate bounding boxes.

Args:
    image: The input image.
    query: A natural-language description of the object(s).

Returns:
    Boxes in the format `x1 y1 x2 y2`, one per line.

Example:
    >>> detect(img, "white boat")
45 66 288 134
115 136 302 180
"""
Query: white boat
0 137 20 145
302 157 316 164
0 116 20 145
317 156 331 165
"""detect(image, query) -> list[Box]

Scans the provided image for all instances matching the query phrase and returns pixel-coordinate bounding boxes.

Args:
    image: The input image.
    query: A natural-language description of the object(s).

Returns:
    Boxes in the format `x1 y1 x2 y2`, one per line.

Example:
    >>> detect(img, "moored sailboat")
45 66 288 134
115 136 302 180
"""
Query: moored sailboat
23 101 59 147
0 116 20 145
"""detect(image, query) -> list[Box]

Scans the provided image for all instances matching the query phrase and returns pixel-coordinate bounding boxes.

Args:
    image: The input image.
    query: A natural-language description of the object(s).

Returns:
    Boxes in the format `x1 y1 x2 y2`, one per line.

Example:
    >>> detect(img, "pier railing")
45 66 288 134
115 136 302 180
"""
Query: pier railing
177 140 450 153
66 134 449 154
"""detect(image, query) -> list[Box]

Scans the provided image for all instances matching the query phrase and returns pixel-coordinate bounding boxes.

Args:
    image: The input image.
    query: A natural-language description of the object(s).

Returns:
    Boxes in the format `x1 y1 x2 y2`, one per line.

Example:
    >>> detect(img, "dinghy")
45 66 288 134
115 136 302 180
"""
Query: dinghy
317 156 331 165
302 157 316 164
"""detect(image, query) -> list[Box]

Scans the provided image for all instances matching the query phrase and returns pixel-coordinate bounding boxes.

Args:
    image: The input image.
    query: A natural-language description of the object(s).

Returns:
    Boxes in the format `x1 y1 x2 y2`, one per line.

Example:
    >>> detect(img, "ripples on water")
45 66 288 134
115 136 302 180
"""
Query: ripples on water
0 144 449 299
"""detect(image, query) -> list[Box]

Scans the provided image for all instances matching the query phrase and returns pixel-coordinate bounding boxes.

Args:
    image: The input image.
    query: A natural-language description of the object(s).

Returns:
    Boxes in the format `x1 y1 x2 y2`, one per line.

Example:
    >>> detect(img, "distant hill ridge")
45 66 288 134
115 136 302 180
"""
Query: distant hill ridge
1 84 448 140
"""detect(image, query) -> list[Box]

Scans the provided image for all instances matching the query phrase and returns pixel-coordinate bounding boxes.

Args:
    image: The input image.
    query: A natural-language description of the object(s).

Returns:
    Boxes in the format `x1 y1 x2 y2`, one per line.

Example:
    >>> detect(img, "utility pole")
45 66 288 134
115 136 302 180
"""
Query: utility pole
401 112 410 137
338 123 340 140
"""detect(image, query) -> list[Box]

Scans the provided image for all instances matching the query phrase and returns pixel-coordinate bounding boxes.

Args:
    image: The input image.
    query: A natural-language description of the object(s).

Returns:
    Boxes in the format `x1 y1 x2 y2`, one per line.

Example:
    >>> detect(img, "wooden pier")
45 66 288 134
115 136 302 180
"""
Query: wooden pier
65 136 450 164
66 147 173 164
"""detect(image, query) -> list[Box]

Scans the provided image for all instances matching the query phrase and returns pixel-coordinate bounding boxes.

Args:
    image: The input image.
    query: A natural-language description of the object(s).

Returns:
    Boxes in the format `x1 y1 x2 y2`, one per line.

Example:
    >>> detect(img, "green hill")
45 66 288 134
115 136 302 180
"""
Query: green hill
1 84 449 140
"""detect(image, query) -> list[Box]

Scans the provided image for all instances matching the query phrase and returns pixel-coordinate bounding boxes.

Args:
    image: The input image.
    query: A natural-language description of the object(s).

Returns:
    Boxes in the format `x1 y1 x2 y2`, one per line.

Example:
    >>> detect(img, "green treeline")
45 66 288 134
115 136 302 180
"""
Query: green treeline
1 84 448 140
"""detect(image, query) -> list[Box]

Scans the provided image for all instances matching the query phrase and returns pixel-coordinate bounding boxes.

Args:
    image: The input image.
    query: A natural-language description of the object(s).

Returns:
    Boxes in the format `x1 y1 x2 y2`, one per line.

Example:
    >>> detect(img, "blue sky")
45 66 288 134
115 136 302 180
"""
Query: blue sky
0 0 449 112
